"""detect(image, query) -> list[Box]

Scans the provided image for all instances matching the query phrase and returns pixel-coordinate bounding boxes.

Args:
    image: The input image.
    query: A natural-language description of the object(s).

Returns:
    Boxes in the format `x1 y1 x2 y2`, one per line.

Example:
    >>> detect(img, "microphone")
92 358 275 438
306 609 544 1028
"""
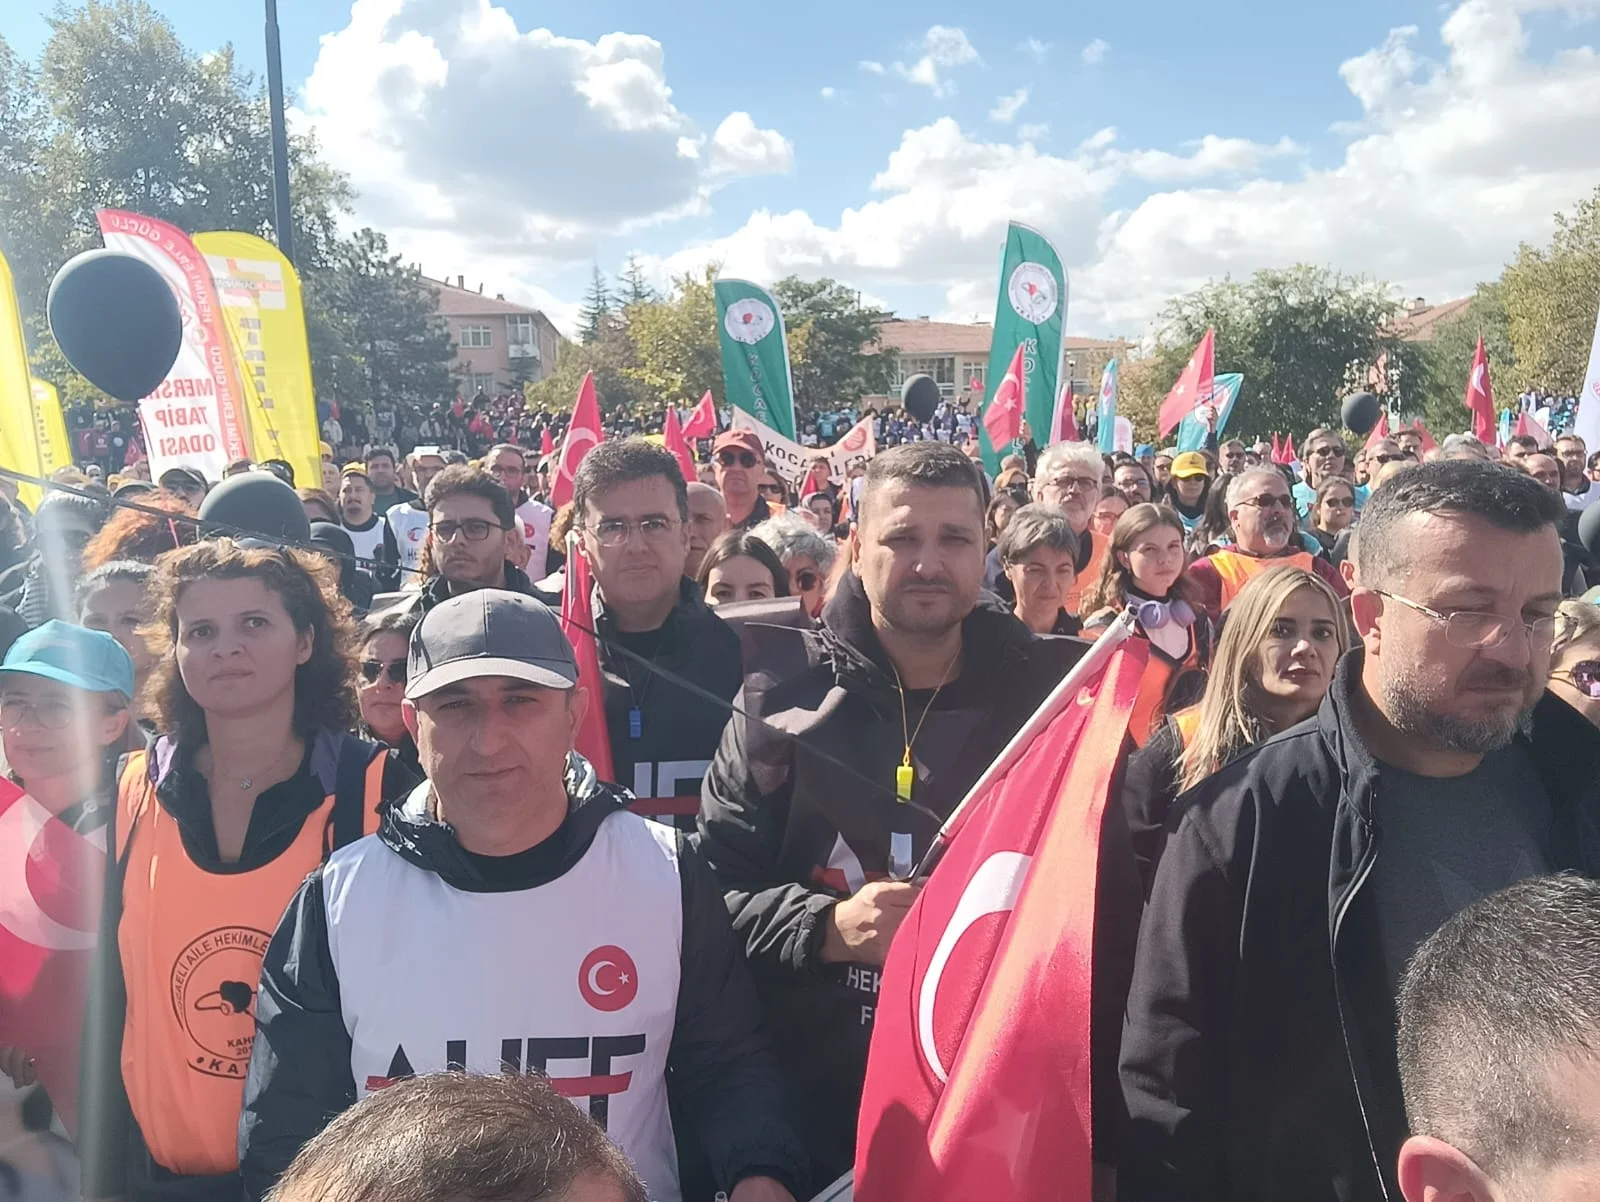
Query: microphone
47 249 183 402
1341 392 1382 438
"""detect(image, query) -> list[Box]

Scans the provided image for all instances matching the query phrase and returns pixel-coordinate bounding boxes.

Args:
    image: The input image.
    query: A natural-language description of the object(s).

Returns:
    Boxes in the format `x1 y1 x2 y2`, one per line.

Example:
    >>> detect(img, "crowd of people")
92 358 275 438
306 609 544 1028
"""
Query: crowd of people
3 407 1600 1202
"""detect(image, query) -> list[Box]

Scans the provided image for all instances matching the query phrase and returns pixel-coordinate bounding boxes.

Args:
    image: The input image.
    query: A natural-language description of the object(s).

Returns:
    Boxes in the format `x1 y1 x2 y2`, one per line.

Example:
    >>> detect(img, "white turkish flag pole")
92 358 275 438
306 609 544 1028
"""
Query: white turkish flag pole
1573 297 1600 453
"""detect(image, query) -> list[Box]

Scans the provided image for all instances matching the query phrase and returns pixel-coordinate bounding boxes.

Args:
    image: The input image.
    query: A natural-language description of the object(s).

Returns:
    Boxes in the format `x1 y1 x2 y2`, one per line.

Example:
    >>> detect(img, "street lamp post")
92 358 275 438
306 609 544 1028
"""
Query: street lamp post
265 0 295 265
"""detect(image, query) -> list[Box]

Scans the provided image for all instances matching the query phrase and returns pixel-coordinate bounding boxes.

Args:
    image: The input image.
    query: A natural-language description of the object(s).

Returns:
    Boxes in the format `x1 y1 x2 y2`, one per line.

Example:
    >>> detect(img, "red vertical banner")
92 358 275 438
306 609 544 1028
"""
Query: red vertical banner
550 371 603 509
559 535 615 784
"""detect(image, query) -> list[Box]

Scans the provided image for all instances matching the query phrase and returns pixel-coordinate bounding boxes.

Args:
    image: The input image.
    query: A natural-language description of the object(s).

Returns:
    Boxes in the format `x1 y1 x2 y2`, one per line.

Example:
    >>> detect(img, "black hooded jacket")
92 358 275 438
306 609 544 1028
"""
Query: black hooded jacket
696 570 1142 1182
238 755 807 1202
1119 650 1600 1201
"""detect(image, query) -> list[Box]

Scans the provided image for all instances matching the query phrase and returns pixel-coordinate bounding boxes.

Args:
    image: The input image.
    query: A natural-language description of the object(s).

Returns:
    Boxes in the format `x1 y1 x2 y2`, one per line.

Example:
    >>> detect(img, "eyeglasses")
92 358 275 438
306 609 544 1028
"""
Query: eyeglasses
587 516 680 547
757 483 786 498
1310 445 1346 458
432 518 507 543
360 658 407 686
717 450 761 469
1563 660 1600 699
1375 590 1557 650
0 696 76 731
1323 496 1355 509
1371 453 1407 465
1042 474 1101 494
1238 494 1295 511
793 569 820 592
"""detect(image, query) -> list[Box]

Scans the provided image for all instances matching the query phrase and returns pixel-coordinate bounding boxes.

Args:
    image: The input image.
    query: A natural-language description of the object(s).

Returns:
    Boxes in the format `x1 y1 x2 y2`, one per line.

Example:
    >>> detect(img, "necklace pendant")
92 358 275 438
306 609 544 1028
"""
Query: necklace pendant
240 777 253 790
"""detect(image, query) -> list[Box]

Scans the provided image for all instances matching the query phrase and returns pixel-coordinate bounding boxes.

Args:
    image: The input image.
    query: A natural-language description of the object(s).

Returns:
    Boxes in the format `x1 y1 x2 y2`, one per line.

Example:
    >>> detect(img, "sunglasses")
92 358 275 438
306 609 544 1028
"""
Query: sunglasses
1371 453 1407 465
1240 495 1295 511
717 450 761 469
1323 496 1355 508
1566 660 1600 699
758 483 786 497
360 658 407 686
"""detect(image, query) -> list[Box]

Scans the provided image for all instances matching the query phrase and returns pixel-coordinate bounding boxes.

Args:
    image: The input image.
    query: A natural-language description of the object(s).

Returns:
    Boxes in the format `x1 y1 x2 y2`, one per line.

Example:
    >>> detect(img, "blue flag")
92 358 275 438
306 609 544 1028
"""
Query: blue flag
1175 373 1243 452
1095 359 1119 454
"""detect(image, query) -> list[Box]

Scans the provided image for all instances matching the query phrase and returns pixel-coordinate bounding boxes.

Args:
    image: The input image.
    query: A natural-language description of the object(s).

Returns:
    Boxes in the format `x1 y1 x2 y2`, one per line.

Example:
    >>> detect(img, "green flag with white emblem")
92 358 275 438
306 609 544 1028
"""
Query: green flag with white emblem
978 222 1068 473
715 278 797 440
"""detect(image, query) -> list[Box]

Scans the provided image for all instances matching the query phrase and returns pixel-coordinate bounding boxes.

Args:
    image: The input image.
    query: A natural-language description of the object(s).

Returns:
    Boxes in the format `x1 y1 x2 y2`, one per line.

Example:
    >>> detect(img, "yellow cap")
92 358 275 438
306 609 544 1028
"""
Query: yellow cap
1170 451 1210 479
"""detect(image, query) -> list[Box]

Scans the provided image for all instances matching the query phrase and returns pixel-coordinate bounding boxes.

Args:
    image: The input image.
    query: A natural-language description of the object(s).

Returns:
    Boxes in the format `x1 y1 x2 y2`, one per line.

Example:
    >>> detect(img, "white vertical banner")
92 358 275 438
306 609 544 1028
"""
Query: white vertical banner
1576 297 1600 452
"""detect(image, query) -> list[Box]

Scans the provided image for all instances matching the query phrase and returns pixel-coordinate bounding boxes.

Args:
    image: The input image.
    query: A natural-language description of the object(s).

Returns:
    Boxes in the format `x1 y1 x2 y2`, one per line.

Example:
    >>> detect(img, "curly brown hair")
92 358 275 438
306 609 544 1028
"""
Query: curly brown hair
82 493 196 570
141 538 360 742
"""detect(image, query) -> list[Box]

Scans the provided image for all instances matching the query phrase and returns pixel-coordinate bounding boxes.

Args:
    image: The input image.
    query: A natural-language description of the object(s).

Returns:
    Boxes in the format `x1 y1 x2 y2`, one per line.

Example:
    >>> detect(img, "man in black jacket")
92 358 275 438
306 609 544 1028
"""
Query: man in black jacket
239 590 805 1202
1120 459 1600 1201
698 441 1141 1188
572 439 741 824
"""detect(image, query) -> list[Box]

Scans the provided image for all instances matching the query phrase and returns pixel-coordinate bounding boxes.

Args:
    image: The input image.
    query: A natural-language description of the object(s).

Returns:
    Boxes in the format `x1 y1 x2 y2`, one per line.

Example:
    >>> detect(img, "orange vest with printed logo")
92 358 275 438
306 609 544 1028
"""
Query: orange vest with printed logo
1208 549 1314 612
112 748 385 1176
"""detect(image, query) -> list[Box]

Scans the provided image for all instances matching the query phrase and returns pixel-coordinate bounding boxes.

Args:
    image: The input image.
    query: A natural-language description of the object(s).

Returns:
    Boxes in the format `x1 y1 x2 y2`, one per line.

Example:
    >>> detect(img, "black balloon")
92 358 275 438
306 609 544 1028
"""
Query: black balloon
903 374 941 423
1341 391 1382 437
198 473 311 544
47 249 183 402
1579 501 1600 559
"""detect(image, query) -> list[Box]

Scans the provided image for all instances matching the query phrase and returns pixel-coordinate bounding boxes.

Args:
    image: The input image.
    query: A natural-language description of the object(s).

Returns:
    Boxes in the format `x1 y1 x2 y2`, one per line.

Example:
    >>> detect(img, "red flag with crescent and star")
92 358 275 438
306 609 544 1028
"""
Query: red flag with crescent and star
559 536 615 784
681 390 718 441
982 343 1026 450
1158 328 1215 438
663 403 697 485
550 371 604 509
853 638 1148 1201
1464 335 1497 445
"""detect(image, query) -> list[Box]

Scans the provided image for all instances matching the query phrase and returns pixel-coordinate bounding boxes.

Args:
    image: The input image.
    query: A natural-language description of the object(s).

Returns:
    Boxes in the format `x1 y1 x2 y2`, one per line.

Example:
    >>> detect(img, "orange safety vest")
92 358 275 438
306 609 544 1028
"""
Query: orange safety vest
1068 531 1109 616
1209 549 1315 612
1128 626 1211 749
112 743 386 1177
1171 706 1202 750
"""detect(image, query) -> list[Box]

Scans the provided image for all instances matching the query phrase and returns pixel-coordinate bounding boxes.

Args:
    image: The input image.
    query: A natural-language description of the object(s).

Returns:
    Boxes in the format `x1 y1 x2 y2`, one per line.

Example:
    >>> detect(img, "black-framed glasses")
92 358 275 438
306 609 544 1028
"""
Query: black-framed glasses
432 518 507 542
1310 445 1346 458
1238 494 1295 511
587 516 680 547
0 696 76 731
1322 495 1355 509
1375 590 1557 650
717 450 760 469
1042 474 1101 494
1564 660 1600 699
360 658 407 686
1372 452 1407 465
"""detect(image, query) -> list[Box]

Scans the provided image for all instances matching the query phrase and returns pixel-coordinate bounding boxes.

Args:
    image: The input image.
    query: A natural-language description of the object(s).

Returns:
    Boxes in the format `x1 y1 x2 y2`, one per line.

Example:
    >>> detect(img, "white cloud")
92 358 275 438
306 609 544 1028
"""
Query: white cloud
1104 133 1303 181
988 87 1030 123
820 86 836 99
1081 38 1110 66
1018 123 1050 142
709 111 795 175
859 59 886 75
892 25 981 96
1020 37 1052 61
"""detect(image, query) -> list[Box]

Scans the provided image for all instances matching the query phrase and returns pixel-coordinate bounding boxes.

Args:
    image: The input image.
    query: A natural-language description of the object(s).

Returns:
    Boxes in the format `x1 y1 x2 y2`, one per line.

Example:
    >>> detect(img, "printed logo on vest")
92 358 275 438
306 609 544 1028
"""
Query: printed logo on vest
169 925 272 1077
578 945 638 1012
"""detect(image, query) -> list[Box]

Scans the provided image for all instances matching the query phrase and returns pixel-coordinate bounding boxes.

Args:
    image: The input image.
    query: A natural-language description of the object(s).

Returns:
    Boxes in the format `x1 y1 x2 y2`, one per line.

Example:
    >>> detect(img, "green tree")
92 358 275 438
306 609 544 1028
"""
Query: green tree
770 276 896 417
625 268 722 407
577 264 614 345
1500 187 1600 396
1406 284 1514 436
525 329 643 416
618 255 657 308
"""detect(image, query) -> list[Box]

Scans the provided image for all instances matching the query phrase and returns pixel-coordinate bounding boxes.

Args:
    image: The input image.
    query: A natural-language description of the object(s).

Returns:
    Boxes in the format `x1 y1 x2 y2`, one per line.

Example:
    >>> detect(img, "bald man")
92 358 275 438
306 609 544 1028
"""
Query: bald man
686 481 729 580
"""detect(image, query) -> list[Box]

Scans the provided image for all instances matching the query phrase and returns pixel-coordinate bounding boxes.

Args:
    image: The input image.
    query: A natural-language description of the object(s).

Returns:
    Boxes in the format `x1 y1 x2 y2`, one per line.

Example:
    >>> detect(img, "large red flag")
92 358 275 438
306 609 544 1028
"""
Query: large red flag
663 404 697 485
681 390 718 441
559 535 615 784
854 626 1148 1201
1409 420 1438 454
539 426 555 456
550 371 603 509
1270 432 1284 464
1282 433 1298 465
983 344 1026 450
1464 335 1497 445
1048 378 1080 444
1514 409 1552 448
1364 411 1390 451
1158 328 1215 437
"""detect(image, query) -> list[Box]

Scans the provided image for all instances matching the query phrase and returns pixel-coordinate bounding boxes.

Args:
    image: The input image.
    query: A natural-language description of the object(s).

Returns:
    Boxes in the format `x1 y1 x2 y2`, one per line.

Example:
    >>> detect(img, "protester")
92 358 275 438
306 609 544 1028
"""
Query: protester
697 531 789 606
1441 432 1493 461
801 490 837 535
1219 439 1247 474
1112 460 1153 505
758 469 791 512
81 492 191 570
337 464 390 570
266 1073 648 1202
1516 452 1591 595
238 591 807 1202
698 441 1138 1186
0 623 133 1133
1309 476 1357 554
1546 598 1600 728
1554 433 1599 511
383 447 446 585
222 459 253 480
1394 427 1424 460
982 490 1023 599
713 431 770 531
1091 491 1129 540
1190 471 1238 554
1119 565 1347 896
77 561 156 718
307 523 375 616
1395 875 1600 1202
685 481 730 580
1185 467 1348 620
1031 442 1107 614
572 439 741 819
362 448 416 517
486 443 554 571
158 468 208 513
1158 452 1211 536
354 610 419 774
401 465 537 614
1082 504 1212 744
1292 428 1361 520
1151 452 1173 490
998 503 1083 636
1503 433 1540 465
79 540 413 1202
0 493 105 628
750 513 836 621
296 488 338 526
1120 460 1600 1200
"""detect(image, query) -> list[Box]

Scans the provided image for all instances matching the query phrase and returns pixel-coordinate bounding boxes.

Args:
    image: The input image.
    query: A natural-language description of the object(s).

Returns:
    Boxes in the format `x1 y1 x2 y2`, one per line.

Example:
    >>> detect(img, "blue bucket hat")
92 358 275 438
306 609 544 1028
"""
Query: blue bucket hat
0 620 136 700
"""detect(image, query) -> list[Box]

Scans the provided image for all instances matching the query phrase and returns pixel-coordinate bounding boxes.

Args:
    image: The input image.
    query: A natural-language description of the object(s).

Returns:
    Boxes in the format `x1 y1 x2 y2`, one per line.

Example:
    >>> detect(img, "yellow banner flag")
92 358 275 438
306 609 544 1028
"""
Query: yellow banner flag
194 231 321 489
29 378 72 482
0 247 49 510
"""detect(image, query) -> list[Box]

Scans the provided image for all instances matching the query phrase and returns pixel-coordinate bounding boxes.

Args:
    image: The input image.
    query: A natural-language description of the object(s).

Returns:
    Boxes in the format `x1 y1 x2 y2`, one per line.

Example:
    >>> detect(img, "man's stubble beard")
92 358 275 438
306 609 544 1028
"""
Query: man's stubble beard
1379 663 1536 755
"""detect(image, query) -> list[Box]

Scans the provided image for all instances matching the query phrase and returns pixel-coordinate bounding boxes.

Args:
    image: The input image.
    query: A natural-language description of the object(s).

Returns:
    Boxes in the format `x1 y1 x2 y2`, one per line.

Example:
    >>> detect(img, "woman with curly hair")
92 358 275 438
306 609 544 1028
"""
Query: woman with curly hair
81 491 194 570
80 540 417 1202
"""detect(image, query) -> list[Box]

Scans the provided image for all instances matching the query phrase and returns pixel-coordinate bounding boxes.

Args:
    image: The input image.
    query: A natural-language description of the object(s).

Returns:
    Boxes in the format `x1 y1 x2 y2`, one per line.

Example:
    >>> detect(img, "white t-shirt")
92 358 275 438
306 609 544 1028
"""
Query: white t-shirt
515 497 554 570
1565 481 1600 512
386 502 431 583
342 516 387 565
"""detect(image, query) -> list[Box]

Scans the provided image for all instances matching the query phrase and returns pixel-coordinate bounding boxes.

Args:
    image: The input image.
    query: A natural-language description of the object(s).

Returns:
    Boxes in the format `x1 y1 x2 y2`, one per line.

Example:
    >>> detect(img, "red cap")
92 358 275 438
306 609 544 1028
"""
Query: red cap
712 429 766 460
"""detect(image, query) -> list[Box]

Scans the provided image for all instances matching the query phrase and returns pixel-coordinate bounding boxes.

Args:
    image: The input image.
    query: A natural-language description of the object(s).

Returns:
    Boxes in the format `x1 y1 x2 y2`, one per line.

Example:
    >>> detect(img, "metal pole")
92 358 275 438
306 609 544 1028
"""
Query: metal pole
265 0 295 265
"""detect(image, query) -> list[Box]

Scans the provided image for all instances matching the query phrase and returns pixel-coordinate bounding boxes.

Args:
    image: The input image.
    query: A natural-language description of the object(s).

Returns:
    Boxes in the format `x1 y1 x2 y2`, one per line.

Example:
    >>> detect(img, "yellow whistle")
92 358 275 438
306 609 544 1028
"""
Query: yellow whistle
896 763 914 802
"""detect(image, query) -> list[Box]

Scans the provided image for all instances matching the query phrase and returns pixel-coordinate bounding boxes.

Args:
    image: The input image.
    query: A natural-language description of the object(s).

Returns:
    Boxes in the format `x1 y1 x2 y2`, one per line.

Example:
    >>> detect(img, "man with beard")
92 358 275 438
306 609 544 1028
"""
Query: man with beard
1187 467 1348 621
1554 433 1600 511
486 443 554 572
1031 441 1108 614
399 465 537 615
364 447 416 517
698 442 1140 1188
1120 460 1600 1202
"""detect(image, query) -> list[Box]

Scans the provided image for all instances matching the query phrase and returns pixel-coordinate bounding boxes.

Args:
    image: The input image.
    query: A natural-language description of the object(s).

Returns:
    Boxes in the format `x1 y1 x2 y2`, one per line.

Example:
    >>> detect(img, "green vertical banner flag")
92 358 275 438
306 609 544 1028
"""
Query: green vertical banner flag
715 278 797 441
979 222 1068 474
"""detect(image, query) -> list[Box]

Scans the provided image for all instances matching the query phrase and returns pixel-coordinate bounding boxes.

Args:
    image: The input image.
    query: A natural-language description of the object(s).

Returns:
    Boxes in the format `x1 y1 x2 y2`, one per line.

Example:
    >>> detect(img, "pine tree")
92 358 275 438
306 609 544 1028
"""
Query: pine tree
577 264 614 345
619 255 657 308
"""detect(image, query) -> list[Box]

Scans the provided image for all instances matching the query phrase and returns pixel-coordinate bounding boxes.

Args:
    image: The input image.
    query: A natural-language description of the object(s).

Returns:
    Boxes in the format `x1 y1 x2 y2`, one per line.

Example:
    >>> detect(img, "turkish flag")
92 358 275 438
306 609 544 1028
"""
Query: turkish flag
1408 421 1438 454
539 426 555 456
1049 378 1080 444
983 344 1026 450
681 390 717 441
559 537 615 784
1282 434 1298 465
1158 328 1215 437
663 404 697 484
1464 335 1497 445
1270 432 1283 464
1514 409 1552 448
853 636 1148 1201
550 371 604 509
1364 412 1390 451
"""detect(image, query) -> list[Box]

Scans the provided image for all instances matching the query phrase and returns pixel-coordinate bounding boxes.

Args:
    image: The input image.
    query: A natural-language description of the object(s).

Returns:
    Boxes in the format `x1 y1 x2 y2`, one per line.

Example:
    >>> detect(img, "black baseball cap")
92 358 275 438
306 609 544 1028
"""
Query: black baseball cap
406 589 578 699
159 466 207 491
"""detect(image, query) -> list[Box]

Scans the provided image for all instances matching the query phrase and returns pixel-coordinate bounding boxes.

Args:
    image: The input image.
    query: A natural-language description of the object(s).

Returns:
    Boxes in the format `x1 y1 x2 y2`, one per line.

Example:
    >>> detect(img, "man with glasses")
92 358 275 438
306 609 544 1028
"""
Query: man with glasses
1122 459 1600 1202
1187 467 1348 620
400 465 537 615
573 439 741 825
1292 428 1366 523
158 466 209 513
1032 442 1110 613
1554 433 1599 511
1219 439 1247 474
1514 450 1594 595
486 443 554 574
712 431 771 530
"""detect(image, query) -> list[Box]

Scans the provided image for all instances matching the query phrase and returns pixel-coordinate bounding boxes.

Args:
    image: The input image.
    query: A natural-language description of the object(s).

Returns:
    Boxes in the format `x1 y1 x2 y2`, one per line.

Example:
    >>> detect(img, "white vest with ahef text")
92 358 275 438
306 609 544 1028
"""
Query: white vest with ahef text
322 810 685 1202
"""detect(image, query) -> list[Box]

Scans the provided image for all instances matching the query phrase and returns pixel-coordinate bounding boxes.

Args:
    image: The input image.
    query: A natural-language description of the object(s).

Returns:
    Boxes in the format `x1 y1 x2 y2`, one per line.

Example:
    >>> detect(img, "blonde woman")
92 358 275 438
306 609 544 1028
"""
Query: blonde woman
1119 564 1347 896
1547 599 1600 728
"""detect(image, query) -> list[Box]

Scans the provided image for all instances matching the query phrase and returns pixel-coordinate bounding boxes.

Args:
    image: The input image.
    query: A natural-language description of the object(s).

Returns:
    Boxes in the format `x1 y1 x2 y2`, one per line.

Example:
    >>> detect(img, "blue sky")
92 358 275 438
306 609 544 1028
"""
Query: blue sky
6 0 1599 337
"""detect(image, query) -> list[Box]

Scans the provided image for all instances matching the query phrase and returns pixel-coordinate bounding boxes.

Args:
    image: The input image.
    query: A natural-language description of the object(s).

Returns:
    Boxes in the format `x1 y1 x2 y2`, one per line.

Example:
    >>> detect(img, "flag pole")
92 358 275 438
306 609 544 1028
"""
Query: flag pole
913 607 1138 879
